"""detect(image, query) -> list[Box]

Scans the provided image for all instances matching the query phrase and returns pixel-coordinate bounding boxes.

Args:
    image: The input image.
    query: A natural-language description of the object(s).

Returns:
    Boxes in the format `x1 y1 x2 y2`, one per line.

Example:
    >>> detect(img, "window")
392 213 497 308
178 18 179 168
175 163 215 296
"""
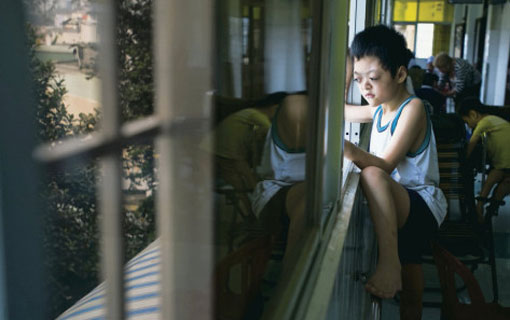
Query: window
393 0 454 58
2 0 366 319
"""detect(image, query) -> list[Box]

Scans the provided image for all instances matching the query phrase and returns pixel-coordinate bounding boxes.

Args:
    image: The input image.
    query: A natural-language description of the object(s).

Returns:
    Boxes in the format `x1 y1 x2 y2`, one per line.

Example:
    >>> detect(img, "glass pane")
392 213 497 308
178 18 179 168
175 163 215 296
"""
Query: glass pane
394 24 416 52
375 0 382 24
213 0 315 317
24 1 102 135
393 0 418 22
24 1 158 317
418 0 452 22
416 23 434 58
433 24 451 55
40 159 100 318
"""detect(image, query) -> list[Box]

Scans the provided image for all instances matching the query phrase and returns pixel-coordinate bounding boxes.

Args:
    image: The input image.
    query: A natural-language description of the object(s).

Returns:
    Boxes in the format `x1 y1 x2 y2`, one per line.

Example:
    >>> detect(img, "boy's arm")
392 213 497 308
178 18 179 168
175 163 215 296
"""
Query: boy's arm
344 140 390 170
466 118 488 158
344 99 426 173
466 134 480 159
345 103 375 123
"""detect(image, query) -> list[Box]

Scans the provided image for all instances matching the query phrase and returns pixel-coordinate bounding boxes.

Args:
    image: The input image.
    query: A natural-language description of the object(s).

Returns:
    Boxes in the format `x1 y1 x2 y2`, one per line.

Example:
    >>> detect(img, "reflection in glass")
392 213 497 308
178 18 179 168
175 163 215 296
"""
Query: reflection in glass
212 1 312 318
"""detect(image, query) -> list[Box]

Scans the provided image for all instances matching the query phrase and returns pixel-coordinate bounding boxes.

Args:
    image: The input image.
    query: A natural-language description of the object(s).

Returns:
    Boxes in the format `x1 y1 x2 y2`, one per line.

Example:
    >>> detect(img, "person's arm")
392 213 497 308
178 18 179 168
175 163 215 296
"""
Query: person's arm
345 103 375 123
442 88 456 97
466 134 480 159
344 99 426 173
466 118 489 159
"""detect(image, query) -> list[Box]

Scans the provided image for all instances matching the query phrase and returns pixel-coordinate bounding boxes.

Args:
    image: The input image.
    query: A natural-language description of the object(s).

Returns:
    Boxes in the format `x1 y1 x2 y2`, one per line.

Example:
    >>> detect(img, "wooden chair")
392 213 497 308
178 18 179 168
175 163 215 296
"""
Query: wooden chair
423 113 499 306
215 235 273 320
431 242 510 320
426 140 499 304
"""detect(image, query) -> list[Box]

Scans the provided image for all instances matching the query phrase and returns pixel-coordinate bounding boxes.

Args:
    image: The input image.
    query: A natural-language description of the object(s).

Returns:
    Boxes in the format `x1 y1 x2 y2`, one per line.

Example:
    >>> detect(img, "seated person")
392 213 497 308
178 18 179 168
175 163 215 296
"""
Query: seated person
251 93 307 274
458 98 510 223
344 25 447 319
408 65 425 93
415 73 446 115
251 52 355 280
205 92 288 217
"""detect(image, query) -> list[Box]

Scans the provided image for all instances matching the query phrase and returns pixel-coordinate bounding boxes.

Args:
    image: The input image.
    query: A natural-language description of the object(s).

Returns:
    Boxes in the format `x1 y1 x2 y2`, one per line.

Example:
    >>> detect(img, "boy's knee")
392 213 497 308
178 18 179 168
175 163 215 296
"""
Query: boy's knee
285 182 306 219
360 166 387 184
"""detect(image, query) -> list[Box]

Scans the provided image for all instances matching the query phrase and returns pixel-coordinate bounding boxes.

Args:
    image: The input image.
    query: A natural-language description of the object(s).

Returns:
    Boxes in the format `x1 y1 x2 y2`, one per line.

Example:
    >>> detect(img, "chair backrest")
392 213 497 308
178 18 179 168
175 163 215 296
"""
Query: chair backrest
431 242 486 306
436 141 476 222
215 235 272 320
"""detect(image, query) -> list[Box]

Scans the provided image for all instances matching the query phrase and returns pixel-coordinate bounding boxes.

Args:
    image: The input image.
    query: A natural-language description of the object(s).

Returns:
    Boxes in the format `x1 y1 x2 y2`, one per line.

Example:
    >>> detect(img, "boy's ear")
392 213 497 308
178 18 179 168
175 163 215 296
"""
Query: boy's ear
396 66 407 84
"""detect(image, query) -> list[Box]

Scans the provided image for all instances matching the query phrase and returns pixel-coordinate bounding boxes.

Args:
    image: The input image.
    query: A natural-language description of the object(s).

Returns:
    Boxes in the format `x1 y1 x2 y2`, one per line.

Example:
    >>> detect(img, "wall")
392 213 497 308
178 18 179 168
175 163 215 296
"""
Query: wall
464 4 483 63
484 1 510 105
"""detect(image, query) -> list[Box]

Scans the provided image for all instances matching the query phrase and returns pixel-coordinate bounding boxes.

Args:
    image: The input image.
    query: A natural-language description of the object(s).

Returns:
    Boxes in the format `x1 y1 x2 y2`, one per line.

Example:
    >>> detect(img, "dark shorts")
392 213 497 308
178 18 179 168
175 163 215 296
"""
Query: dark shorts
258 186 291 239
398 189 439 265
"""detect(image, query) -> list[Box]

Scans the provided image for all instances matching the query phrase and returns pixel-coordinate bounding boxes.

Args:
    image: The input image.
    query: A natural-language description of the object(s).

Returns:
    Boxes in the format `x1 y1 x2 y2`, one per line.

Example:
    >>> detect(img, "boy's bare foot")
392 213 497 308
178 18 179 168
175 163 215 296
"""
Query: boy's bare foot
365 261 402 299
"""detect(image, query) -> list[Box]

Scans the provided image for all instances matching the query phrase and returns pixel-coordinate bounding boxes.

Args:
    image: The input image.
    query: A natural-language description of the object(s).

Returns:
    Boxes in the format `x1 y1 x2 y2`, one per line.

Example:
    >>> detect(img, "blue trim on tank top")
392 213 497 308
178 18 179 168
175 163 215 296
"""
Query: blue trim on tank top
375 105 389 132
390 95 416 134
376 95 415 132
388 96 431 157
407 101 431 157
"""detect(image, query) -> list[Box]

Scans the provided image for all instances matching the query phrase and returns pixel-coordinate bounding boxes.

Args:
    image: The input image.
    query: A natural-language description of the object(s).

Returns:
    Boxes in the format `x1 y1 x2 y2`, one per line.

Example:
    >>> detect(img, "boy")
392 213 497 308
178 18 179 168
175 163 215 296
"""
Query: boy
343 25 447 319
458 97 510 223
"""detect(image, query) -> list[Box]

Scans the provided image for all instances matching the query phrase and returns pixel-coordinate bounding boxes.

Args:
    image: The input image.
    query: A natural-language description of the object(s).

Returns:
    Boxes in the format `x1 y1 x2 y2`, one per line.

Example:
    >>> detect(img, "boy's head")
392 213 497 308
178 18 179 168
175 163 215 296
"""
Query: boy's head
255 91 288 108
458 97 486 129
350 25 413 78
350 25 413 106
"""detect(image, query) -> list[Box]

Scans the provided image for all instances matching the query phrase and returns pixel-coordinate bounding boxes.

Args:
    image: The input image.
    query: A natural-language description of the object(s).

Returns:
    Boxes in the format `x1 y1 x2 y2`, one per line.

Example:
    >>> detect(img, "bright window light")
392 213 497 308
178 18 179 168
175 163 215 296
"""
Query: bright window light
416 23 434 58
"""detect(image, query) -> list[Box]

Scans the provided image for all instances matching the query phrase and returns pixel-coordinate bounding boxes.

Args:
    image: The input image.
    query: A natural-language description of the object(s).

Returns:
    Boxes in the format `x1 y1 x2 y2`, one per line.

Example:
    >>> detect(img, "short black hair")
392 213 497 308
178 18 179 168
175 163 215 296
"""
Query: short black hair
457 96 486 117
422 73 438 87
350 24 413 77
255 91 288 108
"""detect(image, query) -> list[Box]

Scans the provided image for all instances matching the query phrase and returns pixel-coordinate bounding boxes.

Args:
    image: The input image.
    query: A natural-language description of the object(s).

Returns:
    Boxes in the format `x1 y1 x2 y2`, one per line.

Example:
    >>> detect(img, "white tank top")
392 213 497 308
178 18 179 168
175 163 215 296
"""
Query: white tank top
370 96 447 225
251 114 306 217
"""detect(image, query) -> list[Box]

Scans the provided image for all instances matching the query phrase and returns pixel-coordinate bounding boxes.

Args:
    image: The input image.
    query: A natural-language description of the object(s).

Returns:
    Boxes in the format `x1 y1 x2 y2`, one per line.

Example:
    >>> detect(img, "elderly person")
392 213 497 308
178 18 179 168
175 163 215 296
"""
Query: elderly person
433 52 481 106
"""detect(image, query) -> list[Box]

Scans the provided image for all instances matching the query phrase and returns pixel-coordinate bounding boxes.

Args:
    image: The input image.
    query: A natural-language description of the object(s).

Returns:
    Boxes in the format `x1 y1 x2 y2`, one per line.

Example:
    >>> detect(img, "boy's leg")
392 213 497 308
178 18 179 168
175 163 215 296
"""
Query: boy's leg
477 169 504 222
400 264 424 320
360 166 411 299
492 175 510 202
281 182 306 274
285 182 306 251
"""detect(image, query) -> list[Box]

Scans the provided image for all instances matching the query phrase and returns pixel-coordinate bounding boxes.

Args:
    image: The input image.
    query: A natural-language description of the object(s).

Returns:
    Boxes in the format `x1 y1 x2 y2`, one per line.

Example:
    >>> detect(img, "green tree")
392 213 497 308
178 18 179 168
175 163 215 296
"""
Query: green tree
27 25 101 317
27 0 157 314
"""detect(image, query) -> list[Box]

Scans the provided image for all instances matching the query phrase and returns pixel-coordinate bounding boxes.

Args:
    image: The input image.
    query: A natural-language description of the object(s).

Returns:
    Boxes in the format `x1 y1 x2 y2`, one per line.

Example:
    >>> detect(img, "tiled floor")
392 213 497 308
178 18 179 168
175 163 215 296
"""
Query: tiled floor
382 177 510 319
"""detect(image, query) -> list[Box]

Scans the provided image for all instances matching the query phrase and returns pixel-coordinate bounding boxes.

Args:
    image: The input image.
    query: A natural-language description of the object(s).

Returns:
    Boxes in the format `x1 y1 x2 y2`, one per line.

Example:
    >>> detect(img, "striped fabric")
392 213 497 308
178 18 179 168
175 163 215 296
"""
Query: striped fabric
56 239 161 320
453 58 481 94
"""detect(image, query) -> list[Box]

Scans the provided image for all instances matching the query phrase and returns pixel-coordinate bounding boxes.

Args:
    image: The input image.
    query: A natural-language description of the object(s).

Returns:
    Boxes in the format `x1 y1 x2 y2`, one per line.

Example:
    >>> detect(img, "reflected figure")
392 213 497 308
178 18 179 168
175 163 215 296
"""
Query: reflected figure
207 92 287 218
252 94 308 274
211 92 306 319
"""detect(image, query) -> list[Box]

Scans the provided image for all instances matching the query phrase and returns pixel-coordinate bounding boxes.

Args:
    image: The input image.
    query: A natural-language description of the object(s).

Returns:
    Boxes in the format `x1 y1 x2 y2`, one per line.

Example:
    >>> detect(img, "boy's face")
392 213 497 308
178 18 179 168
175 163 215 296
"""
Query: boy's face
462 110 480 129
353 56 404 107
